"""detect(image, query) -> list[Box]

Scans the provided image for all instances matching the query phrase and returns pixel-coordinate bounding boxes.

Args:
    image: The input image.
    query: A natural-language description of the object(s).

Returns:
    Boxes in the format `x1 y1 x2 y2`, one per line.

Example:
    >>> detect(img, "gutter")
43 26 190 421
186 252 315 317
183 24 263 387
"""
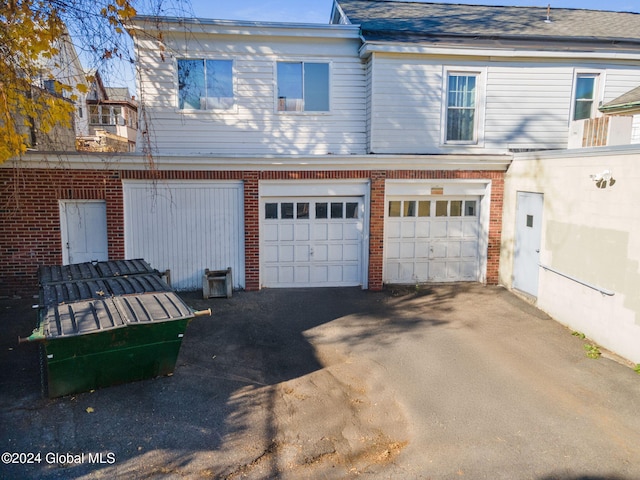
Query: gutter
359 40 640 60
599 102 640 113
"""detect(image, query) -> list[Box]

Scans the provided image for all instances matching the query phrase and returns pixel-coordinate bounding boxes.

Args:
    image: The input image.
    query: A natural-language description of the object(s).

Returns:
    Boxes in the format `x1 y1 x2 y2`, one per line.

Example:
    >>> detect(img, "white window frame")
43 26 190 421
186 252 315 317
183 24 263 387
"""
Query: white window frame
274 60 332 114
176 58 236 112
571 70 603 122
440 66 486 147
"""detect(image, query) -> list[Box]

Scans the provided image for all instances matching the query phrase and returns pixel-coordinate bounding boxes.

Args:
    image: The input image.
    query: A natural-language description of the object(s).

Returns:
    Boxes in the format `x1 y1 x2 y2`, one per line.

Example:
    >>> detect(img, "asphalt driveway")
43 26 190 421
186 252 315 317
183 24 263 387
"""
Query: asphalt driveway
1 284 640 479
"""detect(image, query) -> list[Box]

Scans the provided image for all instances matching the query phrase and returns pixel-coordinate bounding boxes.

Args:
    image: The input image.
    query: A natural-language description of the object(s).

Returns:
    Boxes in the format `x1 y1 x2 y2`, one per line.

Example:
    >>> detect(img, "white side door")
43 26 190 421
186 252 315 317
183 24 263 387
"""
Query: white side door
59 200 109 265
513 192 544 297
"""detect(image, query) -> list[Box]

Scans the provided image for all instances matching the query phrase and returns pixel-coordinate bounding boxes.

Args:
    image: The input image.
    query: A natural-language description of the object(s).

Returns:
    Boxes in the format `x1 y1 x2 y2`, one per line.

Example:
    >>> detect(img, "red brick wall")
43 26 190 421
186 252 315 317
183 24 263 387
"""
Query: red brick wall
0 167 504 296
369 171 387 290
0 168 122 296
243 172 260 291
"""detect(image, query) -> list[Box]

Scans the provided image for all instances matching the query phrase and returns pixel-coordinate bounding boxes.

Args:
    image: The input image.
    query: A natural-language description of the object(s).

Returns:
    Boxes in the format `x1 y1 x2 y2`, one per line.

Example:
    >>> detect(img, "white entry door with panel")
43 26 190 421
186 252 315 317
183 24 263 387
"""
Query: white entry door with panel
59 200 109 265
513 192 544 297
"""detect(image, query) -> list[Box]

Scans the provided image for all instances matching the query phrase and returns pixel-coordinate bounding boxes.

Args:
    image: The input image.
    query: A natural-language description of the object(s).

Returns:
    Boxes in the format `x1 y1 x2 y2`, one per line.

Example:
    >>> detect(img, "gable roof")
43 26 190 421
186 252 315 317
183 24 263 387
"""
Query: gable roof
600 86 640 113
334 0 640 47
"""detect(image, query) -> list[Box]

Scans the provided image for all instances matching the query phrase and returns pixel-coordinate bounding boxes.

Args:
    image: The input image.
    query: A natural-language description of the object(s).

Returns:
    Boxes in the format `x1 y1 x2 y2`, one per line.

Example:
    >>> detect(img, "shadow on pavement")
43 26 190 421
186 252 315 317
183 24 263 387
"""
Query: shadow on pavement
0 285 456 479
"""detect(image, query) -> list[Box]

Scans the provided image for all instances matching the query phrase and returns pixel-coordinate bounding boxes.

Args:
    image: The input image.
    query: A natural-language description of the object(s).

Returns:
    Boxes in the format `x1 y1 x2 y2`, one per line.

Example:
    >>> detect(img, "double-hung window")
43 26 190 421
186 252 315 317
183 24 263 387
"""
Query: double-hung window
573 73 598 120
277 61 329 112
177 59 234 110
445 73 478 143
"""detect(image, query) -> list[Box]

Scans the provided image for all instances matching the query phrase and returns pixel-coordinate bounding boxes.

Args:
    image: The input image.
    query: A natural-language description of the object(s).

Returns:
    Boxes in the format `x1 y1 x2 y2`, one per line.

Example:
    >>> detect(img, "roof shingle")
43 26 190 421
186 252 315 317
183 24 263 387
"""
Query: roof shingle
336 0 640 45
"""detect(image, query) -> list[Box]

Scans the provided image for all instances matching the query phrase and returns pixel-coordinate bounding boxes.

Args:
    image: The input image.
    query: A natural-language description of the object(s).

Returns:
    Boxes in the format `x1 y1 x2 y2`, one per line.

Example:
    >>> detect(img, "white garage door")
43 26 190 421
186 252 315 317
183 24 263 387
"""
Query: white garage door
261 197 364 287
385 197 480 283
124 181 244 290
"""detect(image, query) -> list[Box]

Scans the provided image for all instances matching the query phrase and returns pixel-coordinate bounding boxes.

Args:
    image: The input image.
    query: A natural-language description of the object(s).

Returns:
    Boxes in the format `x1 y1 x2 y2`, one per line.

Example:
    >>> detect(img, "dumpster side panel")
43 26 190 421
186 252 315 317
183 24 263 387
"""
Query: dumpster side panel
44 319 190 398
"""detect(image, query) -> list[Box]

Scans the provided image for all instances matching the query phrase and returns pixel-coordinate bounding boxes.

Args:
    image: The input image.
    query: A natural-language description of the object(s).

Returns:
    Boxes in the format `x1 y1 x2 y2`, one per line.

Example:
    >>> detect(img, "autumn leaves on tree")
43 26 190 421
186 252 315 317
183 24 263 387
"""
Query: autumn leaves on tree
0 0 138 164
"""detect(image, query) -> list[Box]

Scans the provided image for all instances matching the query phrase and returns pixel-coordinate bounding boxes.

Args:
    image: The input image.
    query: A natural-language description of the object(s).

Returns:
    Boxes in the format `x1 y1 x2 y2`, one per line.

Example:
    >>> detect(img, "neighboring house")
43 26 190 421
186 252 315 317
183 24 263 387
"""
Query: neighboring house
77 72 138 152
599 85 640 144
568 85 640 148
21 28 89 151
2 1 640 333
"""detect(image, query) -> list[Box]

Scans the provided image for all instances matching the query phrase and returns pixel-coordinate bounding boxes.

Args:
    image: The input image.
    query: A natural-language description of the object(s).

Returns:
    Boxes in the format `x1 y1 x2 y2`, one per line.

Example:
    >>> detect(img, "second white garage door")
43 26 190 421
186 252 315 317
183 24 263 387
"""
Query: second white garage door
385 197 480 283
261 197 365 287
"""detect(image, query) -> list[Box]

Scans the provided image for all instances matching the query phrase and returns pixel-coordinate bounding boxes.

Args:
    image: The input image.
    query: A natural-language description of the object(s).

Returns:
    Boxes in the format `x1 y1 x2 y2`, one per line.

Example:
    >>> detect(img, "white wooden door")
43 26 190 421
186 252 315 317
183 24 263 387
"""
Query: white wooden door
261 197 364 287
385 197 480 283
59 200 109 265
513 192 543 297
123 181 244 290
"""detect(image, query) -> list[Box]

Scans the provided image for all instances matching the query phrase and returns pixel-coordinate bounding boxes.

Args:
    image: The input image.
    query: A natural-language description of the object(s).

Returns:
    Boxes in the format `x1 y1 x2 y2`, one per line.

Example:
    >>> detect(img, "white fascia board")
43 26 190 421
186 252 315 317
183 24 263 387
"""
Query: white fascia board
359 42 640 62
10 152 513 171
129 16 361 40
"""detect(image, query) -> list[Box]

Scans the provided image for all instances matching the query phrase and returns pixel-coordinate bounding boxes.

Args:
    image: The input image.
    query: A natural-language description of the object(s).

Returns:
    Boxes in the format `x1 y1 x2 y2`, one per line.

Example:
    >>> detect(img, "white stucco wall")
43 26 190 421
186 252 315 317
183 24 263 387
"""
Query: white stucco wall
500 146 640 364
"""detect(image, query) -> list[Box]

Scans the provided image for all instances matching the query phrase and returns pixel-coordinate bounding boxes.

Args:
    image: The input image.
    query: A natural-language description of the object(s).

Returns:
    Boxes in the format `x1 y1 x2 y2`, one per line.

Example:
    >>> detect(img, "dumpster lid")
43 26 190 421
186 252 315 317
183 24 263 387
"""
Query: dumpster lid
39 259 157 285
95 259 157 278
42 292 193 339
41 274 171 306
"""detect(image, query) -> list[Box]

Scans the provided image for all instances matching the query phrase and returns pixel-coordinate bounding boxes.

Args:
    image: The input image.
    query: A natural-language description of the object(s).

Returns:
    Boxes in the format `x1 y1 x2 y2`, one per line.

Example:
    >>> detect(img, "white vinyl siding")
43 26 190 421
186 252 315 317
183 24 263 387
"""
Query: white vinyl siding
369 57 442 153
600 67 640 104
485 65 574 150
123 181 244 291
369 55 640 153
136 34 366 155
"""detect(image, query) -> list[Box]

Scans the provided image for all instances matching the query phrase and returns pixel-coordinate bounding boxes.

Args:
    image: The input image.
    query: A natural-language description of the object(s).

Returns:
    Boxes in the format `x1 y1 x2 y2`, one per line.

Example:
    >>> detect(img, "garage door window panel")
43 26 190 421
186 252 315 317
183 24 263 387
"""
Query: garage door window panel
418 201 431 217
316 203 328 219
465 201 477 216
403 201 416 217
265 203 278 219
450 201 463 217
281 203 294 219
331 203 344 219
346 202 359 219
388 201 401 217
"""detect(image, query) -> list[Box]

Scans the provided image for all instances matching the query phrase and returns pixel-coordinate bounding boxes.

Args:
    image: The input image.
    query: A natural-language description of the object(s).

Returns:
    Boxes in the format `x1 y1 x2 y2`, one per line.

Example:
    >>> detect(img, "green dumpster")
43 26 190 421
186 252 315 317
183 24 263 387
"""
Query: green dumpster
21 260 210 398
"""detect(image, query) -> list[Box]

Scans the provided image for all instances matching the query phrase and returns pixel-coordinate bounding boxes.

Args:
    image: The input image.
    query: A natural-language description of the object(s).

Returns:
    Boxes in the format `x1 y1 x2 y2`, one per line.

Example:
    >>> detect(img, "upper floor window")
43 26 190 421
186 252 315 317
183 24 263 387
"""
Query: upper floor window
90 105 122 125
177 59 234 110
277 62 329 112
573 73 598 120
445 73 478 143
89 105 136 128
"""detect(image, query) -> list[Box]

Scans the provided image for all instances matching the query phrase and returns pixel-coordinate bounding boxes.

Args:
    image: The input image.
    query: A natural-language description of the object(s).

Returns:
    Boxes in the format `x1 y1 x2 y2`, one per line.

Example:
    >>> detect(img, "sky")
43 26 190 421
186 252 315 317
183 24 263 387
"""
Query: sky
186 0 640 23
